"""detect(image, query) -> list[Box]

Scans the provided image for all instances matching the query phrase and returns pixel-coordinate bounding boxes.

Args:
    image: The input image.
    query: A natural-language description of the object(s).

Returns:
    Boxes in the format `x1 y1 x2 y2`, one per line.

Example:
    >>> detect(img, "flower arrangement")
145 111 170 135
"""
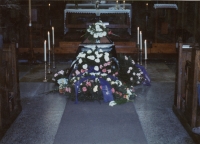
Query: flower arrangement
53 48 140 105
118 54 144 86
82 20 118 43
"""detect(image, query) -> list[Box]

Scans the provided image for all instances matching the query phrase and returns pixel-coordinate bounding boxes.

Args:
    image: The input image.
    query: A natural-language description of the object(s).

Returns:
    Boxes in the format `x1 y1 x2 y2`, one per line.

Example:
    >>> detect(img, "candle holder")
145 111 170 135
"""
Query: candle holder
137 44 140 64
47 49 51 74
115 2 119 9
123 1 125 9
52 44 56 68
43 61 48 82
144 59 147 69
139 49 142 65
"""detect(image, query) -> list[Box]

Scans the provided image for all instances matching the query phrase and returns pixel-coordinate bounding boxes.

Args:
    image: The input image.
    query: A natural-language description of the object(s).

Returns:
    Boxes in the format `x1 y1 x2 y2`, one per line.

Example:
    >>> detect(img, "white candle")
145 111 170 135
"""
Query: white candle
144 39 147 59
140 31 142 50
137 27 139 44
48 31 50 50
146 3 148 10
52 27 54 45
44 40 46 61
29 0 31 26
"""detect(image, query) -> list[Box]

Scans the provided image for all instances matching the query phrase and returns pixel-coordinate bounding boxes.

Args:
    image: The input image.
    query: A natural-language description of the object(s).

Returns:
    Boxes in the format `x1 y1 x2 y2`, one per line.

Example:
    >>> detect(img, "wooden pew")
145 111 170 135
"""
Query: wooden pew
0 43 22 139
173 42 200 143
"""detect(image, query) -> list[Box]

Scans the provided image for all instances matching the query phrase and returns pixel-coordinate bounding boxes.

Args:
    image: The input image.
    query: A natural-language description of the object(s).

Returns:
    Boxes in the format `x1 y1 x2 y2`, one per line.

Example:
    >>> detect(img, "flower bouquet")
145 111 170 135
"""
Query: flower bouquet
53 47 137 105
118 54 144 86
82 20 119 43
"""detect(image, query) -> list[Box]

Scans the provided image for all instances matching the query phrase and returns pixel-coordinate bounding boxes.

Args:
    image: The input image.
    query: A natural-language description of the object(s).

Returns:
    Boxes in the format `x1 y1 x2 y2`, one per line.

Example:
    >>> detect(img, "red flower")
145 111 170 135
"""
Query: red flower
111 88 115 93
102 69 106 73
82 87 87 92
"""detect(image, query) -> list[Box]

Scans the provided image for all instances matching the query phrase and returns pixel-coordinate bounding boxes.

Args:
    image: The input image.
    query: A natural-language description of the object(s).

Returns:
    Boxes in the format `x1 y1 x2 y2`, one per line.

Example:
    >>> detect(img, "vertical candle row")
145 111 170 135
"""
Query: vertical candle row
52 27 54 45
144 40 147 60
140 31 142 50
44 40 46 61
48 31 50 50
29 0 31 26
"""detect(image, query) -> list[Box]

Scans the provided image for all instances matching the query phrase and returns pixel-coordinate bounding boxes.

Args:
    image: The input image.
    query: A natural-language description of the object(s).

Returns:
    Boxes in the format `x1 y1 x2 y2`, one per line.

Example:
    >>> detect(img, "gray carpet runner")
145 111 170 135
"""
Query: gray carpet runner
53 100 147 144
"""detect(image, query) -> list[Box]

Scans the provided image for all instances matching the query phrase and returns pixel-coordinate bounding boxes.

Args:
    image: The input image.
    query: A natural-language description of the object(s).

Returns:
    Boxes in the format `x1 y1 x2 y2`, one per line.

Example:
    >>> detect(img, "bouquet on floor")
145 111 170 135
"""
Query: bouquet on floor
118 54 144 86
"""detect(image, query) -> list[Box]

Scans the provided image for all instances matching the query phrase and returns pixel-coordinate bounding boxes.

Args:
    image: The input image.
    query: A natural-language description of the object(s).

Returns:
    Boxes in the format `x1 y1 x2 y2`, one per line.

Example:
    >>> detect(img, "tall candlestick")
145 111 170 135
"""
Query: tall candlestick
137 27 139 44
140 31 142 50
146 3 148 11
52 27 54 45
49 3 50 10
29 0 31 26
44 40 46 61
48 31 50 50
123 0 125 9
116 0 118 9
144 40 147 60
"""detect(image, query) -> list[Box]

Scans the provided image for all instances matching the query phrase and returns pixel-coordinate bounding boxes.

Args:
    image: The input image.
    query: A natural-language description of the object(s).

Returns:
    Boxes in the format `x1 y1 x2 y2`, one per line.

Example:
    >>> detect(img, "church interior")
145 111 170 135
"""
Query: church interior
1 0 200 144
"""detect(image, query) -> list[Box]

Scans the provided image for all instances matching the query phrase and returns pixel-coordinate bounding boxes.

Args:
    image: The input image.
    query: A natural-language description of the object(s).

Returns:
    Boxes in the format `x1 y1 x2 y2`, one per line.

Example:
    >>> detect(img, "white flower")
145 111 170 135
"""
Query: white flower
106 77 111 81
58 70 64 75
78 58 82 64
101 73 107 76
57 78 68 85
125 55 128 60
102 31 107 36
82 64 88 69
87 55 95 60
94 66 99 71
129 67 133 70
105 52 109 56
93 33 98 38
96 53 103 58
77 52 86 58
95 51 99 55
137 81 140 84
95 59 100 63
130 77 133 81
133 72 136 76
87 50 92 54
137 73 141 76
127 88 132 95
109 101 117 107
95 78 99 82
104 55 109 62
132 60 135 64
127 70 130 74
99 49 103 52
93 85 98 92
111 81 115 85
116 80 122 87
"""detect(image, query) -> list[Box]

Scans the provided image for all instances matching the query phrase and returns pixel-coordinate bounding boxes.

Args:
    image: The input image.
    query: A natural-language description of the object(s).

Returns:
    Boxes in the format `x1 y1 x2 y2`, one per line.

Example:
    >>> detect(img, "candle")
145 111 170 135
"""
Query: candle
52 27 54 45
144 40 147 59
48 31 50 50
44 40 46 61
29 0 31 26
49 3 50 10
116 0 118 9
140 31 142 50
146 3 148 10
137 27 139 44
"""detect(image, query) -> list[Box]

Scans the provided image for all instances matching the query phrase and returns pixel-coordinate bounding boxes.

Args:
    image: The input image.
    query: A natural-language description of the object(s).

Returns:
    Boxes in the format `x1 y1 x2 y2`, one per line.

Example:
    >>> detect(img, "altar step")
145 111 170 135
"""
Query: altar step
17 42 176 54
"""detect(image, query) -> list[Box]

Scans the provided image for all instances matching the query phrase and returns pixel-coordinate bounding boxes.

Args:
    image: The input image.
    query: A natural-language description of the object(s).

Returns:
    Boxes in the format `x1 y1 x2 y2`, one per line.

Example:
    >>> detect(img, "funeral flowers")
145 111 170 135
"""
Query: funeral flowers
82 20 118 43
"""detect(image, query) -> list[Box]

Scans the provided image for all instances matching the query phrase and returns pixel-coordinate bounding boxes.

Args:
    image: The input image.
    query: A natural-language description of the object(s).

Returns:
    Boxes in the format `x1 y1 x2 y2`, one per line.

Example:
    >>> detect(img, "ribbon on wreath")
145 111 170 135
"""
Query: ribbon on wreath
74 75 116 104
135 64 151 86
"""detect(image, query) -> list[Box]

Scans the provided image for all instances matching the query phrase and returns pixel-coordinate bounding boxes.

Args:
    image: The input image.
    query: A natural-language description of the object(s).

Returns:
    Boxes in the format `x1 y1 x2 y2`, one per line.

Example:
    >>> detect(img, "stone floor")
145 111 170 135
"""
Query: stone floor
0 54 197 144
